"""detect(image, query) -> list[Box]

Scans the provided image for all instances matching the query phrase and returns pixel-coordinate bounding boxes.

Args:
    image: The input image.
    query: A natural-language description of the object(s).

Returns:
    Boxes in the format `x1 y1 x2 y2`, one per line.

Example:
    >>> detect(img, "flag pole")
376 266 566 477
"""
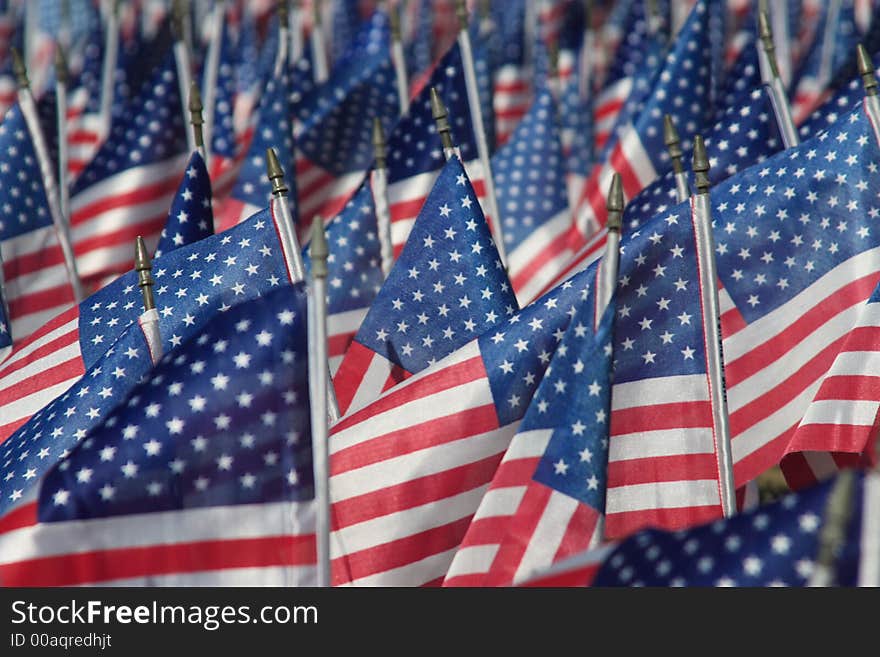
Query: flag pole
172 0 196 154
290 0 305 65
371 118 394 277
201 0 225 166
454 0 509 268
664 114 690 203
691 135 736 518
266 149 340 422
99 0 119 140
311 0 329 84
188 81 207 163
308 214 332 588
431 87 457 161
135 236 163 364
596 173 622 325
808 469 858 587
579 0 594 101
389 3 409 115
857 44 880 142
766 0 792 89
55 45 71 230
757 10 799 149
12 49 84 304
274 0 290 79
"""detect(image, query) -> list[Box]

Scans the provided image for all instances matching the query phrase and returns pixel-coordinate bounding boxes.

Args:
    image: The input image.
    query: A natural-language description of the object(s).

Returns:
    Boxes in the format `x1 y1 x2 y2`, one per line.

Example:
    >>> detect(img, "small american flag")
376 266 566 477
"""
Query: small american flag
0 284 317 586
69 48 188 288
332 155 517 416
329 264 597 586
445 273 614 586
153 151 214 259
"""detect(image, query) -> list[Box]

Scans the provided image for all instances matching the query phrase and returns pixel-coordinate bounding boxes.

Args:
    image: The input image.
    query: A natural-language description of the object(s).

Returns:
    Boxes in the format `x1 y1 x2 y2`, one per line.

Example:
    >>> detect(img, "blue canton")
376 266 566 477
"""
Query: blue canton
154 151 214 258
209 18 240 159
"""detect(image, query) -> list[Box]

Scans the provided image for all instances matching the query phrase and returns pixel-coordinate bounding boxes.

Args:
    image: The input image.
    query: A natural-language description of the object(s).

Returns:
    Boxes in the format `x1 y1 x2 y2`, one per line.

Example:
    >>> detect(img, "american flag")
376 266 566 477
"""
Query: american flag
292 9 399 231
491 87 572 304
718 4 761 112
386 41 487 255
0 205 297 443
778 279 880 490
153 151 214 259
214 68 295 232
790 0 859 125
64 17 106 180
444 271 614 586
488 0 532 148
303 179 384 374
329 264 596 586
0 284 318 586
0 101 76 343
69 48 188 288
332 155 517 416
713 103 880 489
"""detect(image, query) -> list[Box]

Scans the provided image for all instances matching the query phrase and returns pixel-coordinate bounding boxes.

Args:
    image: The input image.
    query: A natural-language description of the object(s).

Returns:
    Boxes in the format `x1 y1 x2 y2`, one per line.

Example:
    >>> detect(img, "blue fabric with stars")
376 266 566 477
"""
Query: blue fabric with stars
594 471 865 586
332 0 368 65
791 0 859 101
71 48 187 195
231 68 297 212
479 261 599 427
530 291 615 511
620 169 681 233
354 156 517 373
469 19 497 155
294 10 399 176
560 66 595 177
70 17 105 116
717 5 761 112
0 322 153 517
712 104 880 323
0 287 10 351
492 87 568 252
302 180 383 316
613 200 708 384
0 103 54 242
77 207 291 369
154 151 214 258
387 43 479 185
38 283 314 523
209 18 240 160
404 0 435 81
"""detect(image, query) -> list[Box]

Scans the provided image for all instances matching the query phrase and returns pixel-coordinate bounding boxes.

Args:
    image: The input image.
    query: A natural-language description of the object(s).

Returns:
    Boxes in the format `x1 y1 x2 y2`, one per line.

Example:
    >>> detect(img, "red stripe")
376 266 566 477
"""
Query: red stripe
607 453 721 487
784 423 875 459
328 330 356 358
8 283 75 318
518 563 601 587
3 242 65 279
490 456 542 488
611 400 713 435
380 363 410 393
67 131 101 145
733 422 798 486
1 306 78 355
605 504 721 540
553 504 600 563
74 215 166 260
71 175 182 226
0 323 79 383
494 80 529 93
813 373 880 401
332 453 503 530
595 98 625 121
0 501 38 534
510 227 573 293
609 143 646 199
0 534 315 586
332 341 380 416
0 355 84 408
721 304 748 337
390 197 428 224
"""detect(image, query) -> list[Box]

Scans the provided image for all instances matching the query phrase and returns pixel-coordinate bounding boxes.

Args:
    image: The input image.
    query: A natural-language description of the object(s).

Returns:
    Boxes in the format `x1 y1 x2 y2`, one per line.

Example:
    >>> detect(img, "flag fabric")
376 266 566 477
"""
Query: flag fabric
714 102 880 489
292 9 399 231
153 151 214 259
385 41 489 256
69 48 188 288
0 205 298 443
65 17 106 180
329 263 597 586
444 274 615 586
491 87 572 304
0 284 318 586
332 156 517 416
0 101 76 343
303 179 384 374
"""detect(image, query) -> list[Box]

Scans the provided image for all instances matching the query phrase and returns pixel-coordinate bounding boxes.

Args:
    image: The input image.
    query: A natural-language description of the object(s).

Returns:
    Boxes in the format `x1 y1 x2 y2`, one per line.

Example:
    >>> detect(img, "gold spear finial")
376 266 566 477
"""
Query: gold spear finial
277 0 289 25
389 1 402 42
430 87 455 151
664 114 684 175
135 236 156 312
10 47 28 89
55 45 69 86
455 0 469 31
310 215 329 279
692 135 710 195
813 470 858 585
188 81 204 149
313 0 323 25
171 0 187 41
606 173 624 232
858 44 878 97
758 10 780 78
372 118 387 170
547 39 560 81
266 147 289 196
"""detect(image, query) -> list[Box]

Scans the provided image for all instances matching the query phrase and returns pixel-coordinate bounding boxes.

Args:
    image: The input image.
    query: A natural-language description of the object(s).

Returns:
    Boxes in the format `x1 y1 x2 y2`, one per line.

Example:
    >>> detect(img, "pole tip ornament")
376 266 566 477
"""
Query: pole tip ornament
858 44 878 97
389 2 402 41
135 236 156 312
10 47 28 89
277 0 289 25
266 147 289 196
455 0 469 31
171 0 187 41
430 87 455 151
692 135 710 194
189 81 204 148
606 173 624 232
54 45 68 85
313 0 323 24
757 10 780 78
310 215 329 278
372 118 387 169
663 114 684 173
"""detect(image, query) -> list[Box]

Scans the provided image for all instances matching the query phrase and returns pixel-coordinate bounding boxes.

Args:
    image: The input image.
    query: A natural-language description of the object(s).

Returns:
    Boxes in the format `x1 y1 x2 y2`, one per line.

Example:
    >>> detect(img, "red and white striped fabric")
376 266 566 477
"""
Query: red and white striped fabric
294 150 366 237
65 110 105 181
517 542 615 587
0 75 14 120
493 64 532 149
594 77 632 152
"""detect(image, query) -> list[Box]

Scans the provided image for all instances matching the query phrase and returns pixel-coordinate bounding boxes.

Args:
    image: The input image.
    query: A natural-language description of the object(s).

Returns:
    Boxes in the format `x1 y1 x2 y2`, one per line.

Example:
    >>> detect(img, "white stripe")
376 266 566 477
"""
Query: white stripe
606 479 721 512
519 543 615 584
0 316 79 371
444 544 500 578
343 546 460 587
95 565 316 587
340 351 395 416
500 428 553 462
618 127 658 189
612 374 710 410
75 233 161 282
0 339 81 395
70 155 188 213
471 485 528 521
328 307 368 353
858 472 880 586
798 399 880 428
71 194 173 243
610 427 718 461
800 451 840 484
0 500 312 565
512 492 580 584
